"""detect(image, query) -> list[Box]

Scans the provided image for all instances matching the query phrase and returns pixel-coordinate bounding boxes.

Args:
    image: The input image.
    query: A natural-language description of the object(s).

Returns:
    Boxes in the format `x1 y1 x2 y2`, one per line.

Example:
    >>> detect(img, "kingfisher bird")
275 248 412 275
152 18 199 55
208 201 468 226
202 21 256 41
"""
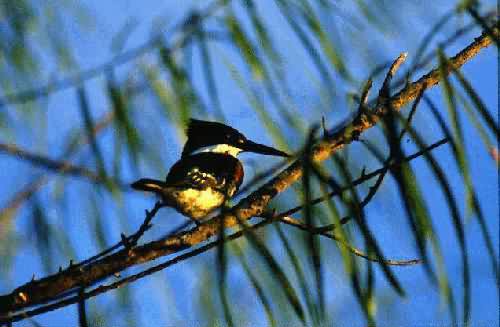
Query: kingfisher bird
131 119 289 223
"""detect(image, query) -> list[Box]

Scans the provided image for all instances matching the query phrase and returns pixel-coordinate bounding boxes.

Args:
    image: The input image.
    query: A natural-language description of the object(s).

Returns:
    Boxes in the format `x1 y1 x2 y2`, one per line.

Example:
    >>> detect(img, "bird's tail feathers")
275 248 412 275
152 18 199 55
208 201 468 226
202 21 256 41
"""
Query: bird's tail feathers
131 178 167 194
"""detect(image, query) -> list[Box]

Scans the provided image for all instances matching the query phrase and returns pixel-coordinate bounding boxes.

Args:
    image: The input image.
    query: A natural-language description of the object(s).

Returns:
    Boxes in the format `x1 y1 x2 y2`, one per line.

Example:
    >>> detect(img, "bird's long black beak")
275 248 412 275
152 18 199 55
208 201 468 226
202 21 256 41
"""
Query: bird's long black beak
241 139 290 157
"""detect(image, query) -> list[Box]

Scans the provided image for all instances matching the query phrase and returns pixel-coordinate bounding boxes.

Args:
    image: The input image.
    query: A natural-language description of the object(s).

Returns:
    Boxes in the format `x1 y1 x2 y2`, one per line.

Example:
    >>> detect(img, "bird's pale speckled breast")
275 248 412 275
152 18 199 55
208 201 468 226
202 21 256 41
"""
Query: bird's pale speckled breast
166 188 225 219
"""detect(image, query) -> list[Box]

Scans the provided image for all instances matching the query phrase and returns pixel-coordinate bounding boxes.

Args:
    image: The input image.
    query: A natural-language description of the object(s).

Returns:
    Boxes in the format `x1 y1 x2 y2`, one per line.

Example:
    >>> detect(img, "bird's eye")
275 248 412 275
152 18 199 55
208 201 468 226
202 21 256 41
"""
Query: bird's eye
237 138 245 144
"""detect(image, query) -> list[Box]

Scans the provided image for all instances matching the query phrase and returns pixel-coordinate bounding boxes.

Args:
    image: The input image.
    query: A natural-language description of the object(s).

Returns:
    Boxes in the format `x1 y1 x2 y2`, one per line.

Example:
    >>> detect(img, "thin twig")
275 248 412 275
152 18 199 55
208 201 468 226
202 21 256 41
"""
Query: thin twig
359 78 373 112
276 215 421 266
377 52 408 107
77 288 88 327
74 201 165 269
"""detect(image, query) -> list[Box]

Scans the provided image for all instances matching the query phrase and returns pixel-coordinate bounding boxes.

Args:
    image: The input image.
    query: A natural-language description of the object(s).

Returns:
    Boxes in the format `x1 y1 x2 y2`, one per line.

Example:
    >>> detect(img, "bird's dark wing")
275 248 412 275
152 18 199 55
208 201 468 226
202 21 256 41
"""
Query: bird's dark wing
165 152 244 194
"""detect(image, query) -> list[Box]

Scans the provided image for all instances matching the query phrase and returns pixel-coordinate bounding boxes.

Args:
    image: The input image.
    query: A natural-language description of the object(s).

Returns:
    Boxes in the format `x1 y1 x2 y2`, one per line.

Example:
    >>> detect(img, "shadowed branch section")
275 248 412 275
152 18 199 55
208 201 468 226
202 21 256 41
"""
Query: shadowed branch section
0 28 496 321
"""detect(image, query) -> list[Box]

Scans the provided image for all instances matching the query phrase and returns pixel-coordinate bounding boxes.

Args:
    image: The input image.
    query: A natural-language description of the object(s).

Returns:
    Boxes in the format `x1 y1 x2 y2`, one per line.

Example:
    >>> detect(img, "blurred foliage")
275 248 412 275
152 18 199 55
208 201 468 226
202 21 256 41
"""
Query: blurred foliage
0 0 498 326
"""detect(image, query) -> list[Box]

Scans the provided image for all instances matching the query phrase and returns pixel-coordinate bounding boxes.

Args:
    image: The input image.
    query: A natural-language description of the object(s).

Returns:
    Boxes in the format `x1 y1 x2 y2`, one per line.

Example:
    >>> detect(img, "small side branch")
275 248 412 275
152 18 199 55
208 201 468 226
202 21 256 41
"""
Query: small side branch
77 288 88 327
276 215 421 266
74 201 165 269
